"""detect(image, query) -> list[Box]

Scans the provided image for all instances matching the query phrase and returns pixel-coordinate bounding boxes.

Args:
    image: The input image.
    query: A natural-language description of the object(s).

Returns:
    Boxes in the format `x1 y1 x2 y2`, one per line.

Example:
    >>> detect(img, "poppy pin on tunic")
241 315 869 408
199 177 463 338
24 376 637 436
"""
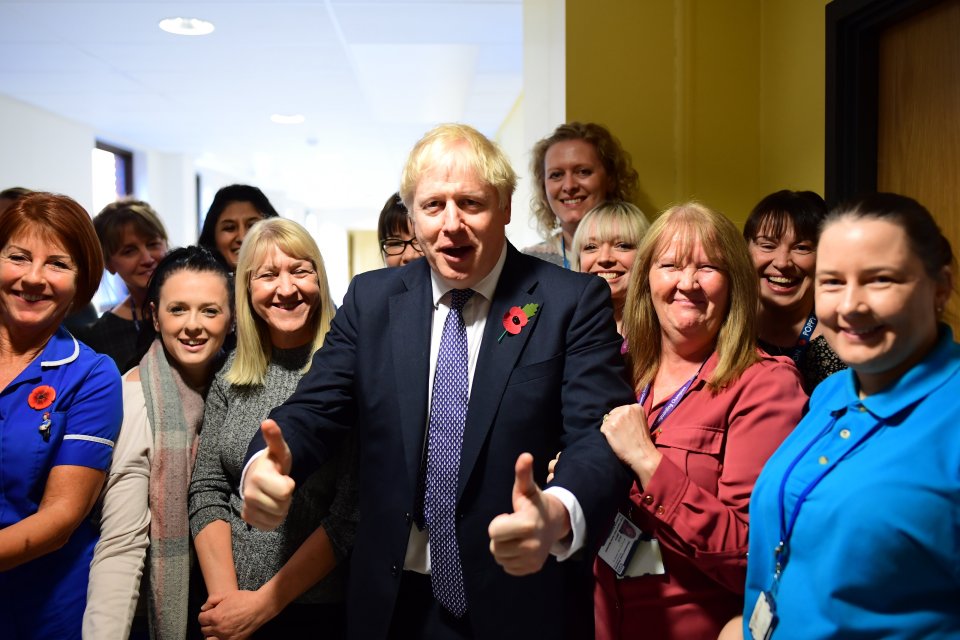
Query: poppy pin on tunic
28 385 56 410
28 386 55 442
499 303 540 343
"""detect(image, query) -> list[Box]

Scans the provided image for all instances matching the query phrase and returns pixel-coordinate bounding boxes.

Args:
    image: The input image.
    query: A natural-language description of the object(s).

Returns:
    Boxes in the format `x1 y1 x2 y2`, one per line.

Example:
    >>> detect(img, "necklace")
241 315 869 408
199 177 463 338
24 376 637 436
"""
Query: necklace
129 297 141 333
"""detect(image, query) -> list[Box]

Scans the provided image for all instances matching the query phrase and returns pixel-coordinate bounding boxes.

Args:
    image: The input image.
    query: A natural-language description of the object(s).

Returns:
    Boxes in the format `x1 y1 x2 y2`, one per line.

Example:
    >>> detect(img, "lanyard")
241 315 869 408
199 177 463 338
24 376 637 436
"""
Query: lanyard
788 312 818 365
129 296 141 333
772 407 885 588
637 357 708 437
561 234 570 270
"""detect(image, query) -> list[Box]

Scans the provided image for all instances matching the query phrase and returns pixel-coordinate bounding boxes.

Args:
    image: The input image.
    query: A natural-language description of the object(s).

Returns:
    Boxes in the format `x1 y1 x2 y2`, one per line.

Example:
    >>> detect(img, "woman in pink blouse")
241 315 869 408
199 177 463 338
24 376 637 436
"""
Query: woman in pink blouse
592 202 807 639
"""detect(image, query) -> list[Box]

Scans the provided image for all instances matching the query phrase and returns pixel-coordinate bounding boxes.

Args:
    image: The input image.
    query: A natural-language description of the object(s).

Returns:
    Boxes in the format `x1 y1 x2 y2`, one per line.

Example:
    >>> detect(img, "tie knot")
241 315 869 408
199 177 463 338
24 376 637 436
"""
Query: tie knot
449 288 474 311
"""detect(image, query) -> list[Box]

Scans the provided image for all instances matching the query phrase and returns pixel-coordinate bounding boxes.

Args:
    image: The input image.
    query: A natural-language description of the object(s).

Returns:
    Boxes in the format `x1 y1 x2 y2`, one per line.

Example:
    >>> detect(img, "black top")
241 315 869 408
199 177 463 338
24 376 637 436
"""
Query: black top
758 334 846 393
74 312 140 374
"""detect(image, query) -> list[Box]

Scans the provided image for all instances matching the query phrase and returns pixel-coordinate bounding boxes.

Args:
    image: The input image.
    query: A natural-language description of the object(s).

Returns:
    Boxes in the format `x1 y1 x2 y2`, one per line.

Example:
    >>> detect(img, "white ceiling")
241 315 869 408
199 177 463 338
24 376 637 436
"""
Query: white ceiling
0 0 523 211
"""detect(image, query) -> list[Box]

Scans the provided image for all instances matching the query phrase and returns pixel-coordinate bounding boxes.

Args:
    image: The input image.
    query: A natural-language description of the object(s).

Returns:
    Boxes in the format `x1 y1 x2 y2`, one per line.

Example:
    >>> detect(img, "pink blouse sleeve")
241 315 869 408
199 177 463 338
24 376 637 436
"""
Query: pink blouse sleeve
633 358 806 593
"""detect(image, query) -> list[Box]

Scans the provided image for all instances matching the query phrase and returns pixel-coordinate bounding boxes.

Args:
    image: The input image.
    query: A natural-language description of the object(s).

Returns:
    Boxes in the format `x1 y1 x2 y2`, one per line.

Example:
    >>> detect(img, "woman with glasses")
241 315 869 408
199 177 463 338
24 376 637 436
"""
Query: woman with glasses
377 192 423 267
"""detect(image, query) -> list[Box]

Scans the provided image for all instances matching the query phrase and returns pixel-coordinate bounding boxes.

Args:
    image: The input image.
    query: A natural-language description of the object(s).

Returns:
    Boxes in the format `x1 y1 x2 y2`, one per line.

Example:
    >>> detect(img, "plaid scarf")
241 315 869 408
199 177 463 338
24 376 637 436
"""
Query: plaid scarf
139 339 205 640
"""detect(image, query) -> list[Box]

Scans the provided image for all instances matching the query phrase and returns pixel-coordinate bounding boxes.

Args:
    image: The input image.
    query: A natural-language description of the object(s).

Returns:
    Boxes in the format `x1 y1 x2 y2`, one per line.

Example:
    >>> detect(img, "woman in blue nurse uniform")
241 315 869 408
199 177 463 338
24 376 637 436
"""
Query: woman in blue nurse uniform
744 193 960 639
0 193 123 639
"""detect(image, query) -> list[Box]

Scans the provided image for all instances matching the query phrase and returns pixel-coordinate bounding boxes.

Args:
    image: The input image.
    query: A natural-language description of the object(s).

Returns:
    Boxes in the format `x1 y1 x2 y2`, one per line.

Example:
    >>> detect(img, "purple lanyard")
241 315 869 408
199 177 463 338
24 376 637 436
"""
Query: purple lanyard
637 357 708 435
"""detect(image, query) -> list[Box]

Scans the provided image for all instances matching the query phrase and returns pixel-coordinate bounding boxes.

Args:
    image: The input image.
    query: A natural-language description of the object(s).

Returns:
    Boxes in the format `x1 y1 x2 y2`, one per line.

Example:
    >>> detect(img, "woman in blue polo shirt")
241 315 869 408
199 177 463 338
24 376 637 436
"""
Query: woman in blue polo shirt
744 193 960 639
0 193 122 639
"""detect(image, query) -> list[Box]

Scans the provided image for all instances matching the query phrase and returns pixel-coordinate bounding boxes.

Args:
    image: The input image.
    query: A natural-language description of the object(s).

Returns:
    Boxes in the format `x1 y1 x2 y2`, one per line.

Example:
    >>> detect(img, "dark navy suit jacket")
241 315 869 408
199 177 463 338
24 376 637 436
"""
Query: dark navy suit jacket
251 244 634 639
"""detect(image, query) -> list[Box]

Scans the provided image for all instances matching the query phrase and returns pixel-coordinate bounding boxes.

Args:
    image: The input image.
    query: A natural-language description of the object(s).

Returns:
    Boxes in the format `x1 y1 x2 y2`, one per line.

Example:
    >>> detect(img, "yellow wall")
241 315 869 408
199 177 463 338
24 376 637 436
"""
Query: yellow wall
566 0 826 226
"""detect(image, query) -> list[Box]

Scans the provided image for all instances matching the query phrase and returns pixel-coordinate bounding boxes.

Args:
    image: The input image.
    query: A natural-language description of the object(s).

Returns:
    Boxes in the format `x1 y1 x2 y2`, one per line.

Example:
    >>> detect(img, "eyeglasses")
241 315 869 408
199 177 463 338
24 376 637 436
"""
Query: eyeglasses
380 237 423 256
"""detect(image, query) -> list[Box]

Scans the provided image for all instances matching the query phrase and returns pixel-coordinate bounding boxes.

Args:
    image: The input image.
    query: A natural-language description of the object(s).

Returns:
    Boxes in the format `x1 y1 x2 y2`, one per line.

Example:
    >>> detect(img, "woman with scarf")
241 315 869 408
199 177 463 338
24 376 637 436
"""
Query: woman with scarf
84 246 234 639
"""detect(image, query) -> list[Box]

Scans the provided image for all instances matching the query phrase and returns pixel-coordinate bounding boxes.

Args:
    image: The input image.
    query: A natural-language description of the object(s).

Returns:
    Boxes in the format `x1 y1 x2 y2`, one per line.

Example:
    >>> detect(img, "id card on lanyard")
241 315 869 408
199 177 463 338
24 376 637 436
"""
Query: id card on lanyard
599 356 709 577
750 407 886 639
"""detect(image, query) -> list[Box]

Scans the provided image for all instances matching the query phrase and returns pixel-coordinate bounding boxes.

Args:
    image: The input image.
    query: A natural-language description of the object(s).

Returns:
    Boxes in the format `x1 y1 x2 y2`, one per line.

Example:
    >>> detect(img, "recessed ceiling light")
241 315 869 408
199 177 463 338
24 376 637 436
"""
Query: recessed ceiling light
271 114 306 125
159 17 215 36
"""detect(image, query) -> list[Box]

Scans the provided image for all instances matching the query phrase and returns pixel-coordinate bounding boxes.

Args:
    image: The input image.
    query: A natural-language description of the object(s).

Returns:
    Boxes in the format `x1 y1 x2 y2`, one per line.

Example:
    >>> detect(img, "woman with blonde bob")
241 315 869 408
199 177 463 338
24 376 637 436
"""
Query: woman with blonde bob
572 201 650 335
189 218 357 639
592 202 806 639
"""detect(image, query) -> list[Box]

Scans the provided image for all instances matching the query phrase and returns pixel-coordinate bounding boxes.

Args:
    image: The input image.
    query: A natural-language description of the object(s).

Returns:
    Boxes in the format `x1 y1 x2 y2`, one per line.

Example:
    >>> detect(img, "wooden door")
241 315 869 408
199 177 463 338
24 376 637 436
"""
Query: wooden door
877 0 960 326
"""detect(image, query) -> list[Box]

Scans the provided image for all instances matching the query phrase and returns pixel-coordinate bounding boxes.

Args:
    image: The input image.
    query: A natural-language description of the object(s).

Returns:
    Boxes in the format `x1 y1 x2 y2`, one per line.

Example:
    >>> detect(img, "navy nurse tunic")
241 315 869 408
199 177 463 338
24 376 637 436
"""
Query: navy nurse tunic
0 327 122 639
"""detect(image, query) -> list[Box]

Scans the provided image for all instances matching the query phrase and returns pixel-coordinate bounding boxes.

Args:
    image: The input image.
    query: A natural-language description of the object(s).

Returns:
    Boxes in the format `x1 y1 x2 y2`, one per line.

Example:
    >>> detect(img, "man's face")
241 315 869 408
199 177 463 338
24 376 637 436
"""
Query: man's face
410 146 510 289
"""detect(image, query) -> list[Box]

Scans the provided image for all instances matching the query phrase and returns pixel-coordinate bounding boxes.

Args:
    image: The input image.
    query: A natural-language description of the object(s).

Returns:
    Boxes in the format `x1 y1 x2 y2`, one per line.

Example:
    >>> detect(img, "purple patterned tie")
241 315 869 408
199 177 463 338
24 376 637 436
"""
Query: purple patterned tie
424 288 474 617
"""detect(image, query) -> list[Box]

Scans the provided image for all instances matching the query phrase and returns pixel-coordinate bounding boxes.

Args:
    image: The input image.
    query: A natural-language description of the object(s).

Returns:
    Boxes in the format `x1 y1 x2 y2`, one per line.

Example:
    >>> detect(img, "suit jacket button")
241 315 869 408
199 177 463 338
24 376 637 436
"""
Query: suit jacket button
404 512 412 525
391 564 400 577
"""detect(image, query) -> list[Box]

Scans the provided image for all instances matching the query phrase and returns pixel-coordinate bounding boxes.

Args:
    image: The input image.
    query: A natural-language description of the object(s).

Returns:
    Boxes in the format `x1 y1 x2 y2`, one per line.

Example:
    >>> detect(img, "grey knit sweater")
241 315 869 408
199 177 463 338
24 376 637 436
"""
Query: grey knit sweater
188 344 358 603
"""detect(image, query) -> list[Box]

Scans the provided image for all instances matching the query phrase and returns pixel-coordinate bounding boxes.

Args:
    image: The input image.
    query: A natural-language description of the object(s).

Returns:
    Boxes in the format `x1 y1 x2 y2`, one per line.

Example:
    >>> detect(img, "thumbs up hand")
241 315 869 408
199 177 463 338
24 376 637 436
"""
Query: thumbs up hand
241 419 296 531
487 453 572 576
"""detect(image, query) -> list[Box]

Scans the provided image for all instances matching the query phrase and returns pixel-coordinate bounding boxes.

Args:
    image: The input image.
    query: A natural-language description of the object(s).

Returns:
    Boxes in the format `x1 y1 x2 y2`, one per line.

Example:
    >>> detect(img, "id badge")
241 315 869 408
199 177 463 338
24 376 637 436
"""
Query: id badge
598 512 641 576
748 590 778 640
622 536 665 577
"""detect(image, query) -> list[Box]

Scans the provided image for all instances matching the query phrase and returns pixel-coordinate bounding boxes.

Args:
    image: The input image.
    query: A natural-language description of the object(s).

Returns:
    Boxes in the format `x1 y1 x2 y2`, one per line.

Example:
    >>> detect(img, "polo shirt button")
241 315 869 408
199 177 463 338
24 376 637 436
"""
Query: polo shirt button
857 404 867 412
655 505 665 516
818 455 829 465
643 494 654 505
839 428 851 439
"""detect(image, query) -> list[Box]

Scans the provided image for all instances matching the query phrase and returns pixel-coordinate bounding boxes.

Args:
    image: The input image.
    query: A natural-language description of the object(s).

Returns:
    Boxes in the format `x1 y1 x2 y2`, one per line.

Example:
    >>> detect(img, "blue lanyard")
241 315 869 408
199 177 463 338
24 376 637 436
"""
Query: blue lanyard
772 407 885 587
561 235 570 270
637 357 708 437
789 312 818 365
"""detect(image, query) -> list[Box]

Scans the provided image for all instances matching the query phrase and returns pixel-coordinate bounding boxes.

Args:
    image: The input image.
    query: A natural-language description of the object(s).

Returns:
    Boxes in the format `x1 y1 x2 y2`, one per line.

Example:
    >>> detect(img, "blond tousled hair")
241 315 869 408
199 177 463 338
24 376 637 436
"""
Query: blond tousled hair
226 218 335 386
399 123 517 213
623 202 759 392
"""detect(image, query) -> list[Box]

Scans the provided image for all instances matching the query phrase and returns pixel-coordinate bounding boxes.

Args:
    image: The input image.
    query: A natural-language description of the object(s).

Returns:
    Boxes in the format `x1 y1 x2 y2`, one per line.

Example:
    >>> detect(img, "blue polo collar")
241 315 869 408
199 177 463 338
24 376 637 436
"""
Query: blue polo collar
828 325 960 421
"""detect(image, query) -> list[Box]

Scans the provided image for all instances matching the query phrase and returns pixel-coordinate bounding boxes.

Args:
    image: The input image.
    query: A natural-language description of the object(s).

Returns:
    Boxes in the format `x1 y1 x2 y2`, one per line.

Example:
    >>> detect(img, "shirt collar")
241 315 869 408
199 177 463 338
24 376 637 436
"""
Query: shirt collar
40 326 81 368
827 324 960 420
430 243 507 307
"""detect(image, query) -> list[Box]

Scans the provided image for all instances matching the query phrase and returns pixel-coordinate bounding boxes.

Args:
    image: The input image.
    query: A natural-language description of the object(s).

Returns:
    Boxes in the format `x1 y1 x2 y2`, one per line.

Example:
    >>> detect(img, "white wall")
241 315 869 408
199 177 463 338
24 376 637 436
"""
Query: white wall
0 94 95 211
0 7 565 305
495 0 566 251
138 151 198 250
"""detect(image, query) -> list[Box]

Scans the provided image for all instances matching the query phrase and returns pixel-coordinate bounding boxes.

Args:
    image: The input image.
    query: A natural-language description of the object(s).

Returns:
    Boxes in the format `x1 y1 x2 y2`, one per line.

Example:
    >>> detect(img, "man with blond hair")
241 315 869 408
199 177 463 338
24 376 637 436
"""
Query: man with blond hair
241 123 633 639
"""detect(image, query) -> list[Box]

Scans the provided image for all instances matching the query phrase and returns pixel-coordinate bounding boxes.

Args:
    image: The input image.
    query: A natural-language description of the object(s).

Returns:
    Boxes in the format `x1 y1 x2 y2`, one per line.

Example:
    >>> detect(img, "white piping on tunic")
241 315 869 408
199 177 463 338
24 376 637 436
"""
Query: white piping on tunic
63 434 115 448
41 335 80 367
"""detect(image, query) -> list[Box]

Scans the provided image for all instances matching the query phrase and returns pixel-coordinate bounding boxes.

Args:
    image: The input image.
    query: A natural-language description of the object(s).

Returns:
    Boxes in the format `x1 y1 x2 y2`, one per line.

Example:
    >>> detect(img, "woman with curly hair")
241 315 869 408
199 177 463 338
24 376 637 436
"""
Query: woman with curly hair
524 122 640 269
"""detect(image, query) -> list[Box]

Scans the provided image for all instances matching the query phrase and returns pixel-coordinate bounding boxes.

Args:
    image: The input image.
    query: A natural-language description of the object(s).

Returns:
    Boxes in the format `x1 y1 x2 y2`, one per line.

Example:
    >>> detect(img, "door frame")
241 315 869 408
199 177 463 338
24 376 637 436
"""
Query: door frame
825 0 944 205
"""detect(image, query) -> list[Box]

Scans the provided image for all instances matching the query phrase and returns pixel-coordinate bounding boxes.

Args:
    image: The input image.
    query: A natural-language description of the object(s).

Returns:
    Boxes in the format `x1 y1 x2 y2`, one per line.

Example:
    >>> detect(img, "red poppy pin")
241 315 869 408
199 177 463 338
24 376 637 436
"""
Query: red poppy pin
499 303 540 343
28 385 56 411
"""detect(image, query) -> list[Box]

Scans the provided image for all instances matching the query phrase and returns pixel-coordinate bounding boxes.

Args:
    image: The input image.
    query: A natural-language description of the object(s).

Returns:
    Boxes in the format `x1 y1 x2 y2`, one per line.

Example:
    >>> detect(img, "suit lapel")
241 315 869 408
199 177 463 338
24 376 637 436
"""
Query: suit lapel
389 262 433 493
458 246 541 499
